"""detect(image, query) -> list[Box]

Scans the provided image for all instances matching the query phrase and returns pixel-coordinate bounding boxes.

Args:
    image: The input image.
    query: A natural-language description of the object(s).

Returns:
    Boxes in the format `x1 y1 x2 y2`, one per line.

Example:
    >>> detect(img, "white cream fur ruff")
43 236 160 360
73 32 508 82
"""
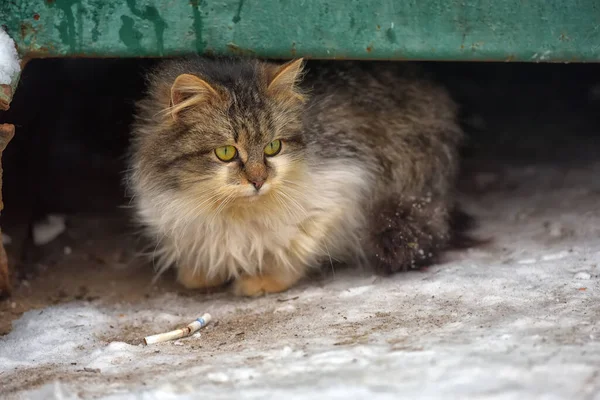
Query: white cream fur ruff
133 156 370 280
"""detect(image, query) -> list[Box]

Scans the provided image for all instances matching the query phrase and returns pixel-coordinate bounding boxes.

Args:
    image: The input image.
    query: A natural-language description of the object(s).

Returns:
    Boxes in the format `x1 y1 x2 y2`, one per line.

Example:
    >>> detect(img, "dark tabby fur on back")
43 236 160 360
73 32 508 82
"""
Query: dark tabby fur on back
127 57 464 296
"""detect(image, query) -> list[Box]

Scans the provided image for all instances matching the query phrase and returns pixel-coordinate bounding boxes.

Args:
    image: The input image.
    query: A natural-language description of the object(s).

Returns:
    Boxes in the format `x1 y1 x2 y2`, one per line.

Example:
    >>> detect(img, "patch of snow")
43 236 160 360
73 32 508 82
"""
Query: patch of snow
274 304 296 313
338 285 373 297
574 272 591 280
0 27 20 85
547 222 565 238
517 258 537 264
0 304 110 369
541 250 570 261
2 232 11 245
33 214 66 246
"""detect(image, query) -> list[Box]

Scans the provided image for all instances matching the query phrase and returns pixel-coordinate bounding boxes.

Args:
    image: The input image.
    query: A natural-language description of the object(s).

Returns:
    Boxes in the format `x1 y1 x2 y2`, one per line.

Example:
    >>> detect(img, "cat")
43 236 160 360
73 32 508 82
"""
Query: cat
127 57 464 296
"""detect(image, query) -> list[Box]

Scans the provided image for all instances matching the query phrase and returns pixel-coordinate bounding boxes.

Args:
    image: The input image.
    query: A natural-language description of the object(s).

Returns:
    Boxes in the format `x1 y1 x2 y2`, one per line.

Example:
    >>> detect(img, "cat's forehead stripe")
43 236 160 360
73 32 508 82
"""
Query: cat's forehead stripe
227 102 273 146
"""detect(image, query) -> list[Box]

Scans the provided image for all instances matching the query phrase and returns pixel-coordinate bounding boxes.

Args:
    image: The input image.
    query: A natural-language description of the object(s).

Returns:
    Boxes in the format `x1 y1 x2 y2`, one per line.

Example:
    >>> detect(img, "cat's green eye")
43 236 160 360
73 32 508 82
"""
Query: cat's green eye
214 145 238 162
264 139 282 157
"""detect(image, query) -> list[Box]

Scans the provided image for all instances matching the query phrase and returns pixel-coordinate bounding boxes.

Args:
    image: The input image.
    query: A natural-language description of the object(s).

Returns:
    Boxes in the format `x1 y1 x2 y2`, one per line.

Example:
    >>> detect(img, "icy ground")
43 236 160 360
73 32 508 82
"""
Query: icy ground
1 159 600 399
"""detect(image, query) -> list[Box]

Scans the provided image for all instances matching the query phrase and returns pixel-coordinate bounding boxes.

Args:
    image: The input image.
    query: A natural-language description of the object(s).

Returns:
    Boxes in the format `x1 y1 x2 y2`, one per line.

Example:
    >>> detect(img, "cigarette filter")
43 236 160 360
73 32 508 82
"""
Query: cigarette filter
144 313 212 345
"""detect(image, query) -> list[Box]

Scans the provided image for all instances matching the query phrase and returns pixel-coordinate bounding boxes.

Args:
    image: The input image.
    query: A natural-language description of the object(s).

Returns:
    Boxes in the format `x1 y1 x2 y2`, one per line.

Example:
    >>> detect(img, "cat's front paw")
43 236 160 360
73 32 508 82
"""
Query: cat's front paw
232 274 294 297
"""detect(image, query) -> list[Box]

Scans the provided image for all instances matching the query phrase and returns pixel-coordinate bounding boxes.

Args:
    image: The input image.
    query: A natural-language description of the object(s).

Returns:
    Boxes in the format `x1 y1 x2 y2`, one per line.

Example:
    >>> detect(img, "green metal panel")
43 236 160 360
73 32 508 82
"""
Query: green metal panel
1 0 600 62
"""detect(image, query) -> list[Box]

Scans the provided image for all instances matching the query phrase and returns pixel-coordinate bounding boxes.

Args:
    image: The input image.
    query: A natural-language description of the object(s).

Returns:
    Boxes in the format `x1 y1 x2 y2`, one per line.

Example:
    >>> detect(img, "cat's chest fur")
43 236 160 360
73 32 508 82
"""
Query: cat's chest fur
141 160 368 279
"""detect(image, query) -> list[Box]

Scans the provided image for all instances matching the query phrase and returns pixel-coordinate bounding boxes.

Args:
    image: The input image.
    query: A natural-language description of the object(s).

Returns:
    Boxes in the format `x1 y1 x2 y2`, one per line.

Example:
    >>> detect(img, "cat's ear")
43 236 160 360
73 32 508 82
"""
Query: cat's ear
267 58 305 101
169 74 219 119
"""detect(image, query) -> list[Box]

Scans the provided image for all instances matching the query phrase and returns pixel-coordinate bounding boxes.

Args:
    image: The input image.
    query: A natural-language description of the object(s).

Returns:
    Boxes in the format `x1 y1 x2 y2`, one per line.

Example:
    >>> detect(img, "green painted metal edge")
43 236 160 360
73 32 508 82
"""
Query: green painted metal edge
1 0 600 62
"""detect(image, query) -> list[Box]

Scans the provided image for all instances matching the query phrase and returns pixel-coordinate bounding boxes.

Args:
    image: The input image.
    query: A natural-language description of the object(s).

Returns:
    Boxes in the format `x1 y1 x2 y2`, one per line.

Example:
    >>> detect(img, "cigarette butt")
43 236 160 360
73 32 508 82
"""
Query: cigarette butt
144 313 212 345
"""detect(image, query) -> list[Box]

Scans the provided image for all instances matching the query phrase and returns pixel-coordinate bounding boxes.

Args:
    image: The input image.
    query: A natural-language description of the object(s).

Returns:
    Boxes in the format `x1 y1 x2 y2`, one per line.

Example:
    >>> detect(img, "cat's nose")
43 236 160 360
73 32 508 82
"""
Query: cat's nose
245 162 267 191
250 179 265 191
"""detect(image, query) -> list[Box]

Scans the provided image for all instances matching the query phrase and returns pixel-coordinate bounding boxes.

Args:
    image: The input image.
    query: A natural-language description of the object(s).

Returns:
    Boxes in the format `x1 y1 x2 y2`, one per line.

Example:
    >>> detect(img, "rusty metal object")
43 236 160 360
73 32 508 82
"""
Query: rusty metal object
0 124 15 296
0 85 13 111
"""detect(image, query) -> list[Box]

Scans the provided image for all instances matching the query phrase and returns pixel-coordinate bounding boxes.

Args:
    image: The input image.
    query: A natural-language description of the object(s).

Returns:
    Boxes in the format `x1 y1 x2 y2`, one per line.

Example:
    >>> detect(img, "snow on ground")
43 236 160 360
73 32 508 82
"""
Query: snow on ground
2 160 600 399
0 27 20 85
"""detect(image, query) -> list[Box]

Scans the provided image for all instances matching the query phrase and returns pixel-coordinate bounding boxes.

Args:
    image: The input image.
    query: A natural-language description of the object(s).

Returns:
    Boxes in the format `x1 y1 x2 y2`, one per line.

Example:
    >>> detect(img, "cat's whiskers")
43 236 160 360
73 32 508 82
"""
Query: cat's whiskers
176 191 224 241
323 241 336 279
272 191 303 222
269 191 314 275
276 188 336 274
209 192 236 226
275 189 309 217
277 185 338 277
279 178 310 188
278 179 313 196
178 177 213 186
125 191 137 207
150 231 170 281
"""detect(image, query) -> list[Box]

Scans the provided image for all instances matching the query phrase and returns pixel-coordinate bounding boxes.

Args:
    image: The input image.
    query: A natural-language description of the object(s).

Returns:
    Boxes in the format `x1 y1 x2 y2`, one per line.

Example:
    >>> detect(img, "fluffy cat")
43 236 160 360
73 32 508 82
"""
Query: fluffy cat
127 57 463 296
